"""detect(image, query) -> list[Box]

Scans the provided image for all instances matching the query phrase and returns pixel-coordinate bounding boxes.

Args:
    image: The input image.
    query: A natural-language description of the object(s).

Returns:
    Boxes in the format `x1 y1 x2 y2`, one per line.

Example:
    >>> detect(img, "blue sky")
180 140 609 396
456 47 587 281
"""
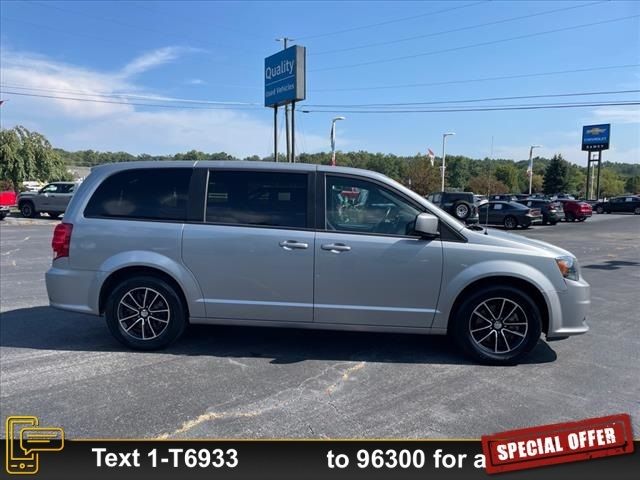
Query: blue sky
1 0 639 164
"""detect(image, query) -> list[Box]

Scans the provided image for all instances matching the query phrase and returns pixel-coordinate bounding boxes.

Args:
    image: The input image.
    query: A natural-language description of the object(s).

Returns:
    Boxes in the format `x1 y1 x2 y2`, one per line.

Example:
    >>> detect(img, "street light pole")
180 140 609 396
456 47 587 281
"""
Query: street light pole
441 132 455 192
527 145 542 195
331 116 345 166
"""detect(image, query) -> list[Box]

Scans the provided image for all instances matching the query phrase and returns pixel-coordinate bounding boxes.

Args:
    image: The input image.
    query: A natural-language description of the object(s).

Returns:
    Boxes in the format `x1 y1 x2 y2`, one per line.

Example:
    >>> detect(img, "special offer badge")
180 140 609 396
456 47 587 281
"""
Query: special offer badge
482 414 634 474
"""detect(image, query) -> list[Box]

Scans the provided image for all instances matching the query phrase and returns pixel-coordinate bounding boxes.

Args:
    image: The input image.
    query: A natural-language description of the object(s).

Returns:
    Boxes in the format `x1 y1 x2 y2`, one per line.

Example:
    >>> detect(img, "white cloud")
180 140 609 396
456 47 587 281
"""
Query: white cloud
0 47 326 157
118 47 195 78
186 78 206 85
591 106 640 125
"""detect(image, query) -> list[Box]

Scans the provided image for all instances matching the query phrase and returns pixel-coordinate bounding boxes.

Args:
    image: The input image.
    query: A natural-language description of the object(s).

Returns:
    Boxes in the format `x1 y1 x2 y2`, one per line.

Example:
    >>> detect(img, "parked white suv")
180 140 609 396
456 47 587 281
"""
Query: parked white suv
45 162 590 364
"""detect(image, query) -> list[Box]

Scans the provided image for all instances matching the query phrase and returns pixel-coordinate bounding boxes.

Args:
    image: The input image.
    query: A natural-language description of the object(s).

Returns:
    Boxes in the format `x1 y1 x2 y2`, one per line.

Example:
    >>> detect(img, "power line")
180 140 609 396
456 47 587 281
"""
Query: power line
305 89 640 108
309 64 640 92
310 15 640 72
295 1 487 40
301 100 640 114
0 91 262 110
311 1 606 56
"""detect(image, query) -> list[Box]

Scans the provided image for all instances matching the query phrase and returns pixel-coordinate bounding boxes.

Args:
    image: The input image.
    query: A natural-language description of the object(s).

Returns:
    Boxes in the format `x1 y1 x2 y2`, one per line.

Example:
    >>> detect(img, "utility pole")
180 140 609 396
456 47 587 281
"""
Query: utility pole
276 37 293 162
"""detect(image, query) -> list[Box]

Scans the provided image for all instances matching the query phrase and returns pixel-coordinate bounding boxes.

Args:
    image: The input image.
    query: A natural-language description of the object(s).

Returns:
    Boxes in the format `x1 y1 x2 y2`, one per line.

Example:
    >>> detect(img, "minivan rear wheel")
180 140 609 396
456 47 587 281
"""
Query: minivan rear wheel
105 276 187 350
450 286 542 365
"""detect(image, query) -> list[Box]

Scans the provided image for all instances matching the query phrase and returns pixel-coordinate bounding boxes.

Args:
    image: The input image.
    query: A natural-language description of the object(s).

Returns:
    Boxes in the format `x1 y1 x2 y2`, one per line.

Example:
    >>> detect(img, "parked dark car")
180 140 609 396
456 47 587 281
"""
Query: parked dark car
518 199 564 225
594 195 640 215
426 191 479 224
478 201 542 229
558 199 592 222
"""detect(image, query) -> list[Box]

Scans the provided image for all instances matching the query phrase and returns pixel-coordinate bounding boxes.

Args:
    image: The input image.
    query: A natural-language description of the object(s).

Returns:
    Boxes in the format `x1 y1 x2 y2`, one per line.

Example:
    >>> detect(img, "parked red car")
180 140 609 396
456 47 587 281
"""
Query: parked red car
0 190 17 220
559 199 592 222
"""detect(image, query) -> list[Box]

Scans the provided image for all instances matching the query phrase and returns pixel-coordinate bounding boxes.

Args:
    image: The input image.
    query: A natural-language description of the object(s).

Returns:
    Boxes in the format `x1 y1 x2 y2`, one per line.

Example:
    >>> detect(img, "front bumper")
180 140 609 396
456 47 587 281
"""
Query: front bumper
546 277 590 339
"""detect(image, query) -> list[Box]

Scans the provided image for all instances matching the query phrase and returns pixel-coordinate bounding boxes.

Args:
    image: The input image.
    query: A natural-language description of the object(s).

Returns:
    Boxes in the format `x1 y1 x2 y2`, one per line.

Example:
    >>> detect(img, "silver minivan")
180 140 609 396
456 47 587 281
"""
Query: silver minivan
46 162 590 364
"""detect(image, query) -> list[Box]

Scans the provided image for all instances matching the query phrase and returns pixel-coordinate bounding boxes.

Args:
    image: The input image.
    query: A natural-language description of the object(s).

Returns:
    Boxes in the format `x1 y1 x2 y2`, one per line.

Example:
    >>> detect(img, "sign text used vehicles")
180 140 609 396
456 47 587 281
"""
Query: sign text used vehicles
45 162 589 365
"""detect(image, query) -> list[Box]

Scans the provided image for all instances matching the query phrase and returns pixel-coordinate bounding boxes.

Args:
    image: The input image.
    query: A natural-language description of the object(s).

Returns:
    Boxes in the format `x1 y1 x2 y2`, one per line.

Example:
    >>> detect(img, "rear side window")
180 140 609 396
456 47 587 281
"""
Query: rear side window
85 168 192 221
205 170 308 228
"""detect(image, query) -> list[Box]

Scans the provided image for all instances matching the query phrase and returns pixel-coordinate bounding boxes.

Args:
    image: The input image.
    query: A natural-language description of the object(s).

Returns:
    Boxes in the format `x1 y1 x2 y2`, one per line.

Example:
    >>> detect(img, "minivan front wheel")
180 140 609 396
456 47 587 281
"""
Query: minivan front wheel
105 276 186 350
451 286 542 365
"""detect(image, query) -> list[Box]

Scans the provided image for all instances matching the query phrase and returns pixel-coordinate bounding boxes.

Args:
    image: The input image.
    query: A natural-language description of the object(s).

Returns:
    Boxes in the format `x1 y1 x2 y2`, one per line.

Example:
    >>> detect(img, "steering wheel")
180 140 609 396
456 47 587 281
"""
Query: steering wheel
376 205 401 234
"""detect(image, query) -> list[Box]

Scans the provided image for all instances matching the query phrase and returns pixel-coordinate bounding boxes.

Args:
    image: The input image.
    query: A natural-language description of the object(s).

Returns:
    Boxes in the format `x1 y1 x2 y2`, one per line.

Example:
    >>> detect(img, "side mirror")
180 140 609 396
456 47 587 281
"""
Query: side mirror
414 212 439 237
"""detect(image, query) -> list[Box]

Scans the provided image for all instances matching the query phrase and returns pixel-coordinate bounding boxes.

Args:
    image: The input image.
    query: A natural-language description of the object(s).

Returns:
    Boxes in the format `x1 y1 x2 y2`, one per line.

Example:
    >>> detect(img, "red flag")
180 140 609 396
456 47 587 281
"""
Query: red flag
427 148 435 166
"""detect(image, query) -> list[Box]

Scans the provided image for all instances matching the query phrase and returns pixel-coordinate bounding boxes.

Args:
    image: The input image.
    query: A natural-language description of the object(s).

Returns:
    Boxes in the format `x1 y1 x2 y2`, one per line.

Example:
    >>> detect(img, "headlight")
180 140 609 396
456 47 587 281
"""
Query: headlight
556 256 579 281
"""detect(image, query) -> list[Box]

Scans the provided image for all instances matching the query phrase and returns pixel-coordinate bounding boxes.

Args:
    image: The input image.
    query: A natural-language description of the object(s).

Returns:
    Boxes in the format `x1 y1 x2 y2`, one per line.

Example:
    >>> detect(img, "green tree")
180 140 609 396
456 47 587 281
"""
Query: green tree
566 164 586 197
0 126 70 191
598 169 625 198
494 164 520 192
405 157 440 195
625 175 640 194
543 154 569 194
466 174 508 196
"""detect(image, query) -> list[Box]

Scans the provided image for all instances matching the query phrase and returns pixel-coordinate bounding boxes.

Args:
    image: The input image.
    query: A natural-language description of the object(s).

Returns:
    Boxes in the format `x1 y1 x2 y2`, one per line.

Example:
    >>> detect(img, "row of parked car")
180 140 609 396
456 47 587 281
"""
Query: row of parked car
426 191 640 230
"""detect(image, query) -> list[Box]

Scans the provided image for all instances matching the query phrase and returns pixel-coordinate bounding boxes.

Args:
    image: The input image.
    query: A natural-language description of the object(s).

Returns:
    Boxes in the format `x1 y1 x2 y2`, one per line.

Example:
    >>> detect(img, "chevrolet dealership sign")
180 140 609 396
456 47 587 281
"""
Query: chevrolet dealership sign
581 124 611 151
264 45 306 107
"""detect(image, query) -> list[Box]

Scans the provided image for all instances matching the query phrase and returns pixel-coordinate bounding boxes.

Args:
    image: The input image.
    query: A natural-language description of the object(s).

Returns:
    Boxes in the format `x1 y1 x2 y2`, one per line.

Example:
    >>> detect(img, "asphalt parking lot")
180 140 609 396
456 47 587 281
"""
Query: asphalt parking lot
1 214 638 439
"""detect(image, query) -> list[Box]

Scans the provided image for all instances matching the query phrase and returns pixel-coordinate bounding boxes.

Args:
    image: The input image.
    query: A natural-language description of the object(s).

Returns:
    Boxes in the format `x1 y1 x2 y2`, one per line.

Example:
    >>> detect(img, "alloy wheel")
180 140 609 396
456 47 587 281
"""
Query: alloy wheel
117 287 170 340
469 298 528 355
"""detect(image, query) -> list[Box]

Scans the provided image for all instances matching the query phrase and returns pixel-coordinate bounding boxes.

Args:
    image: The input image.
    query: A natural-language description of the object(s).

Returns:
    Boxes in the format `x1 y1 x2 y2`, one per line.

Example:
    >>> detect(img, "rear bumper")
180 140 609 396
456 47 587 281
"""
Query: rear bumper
546 278 590 339
45 264 101 315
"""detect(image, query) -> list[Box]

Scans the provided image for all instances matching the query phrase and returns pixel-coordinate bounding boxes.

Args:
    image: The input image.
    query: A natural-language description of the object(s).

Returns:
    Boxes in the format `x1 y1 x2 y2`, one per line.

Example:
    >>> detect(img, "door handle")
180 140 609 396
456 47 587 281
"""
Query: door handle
321 243 351 253
279 240 309 250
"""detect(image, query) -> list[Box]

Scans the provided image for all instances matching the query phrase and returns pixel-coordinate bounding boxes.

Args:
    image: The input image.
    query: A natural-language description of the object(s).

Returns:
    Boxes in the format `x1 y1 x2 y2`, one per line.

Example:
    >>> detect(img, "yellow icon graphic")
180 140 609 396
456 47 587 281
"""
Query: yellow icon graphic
6 416 64 475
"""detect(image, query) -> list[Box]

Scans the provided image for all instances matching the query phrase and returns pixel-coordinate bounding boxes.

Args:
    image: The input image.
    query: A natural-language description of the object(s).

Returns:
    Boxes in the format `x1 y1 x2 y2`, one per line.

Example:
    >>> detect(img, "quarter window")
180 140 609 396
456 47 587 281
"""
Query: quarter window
84 168 192 221
325 176 420 236
205 171 308 228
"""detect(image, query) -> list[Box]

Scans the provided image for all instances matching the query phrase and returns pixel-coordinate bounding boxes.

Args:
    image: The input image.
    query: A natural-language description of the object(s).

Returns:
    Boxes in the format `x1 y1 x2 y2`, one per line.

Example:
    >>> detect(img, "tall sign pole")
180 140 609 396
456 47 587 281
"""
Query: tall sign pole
273 106 278 162
582 124 610 200
265 44 306 163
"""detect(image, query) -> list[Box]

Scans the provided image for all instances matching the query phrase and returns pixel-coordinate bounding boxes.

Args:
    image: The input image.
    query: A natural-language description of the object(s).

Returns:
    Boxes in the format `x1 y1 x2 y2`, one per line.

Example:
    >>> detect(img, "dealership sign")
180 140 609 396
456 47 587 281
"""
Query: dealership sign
581 124 610 151
264 45 306 107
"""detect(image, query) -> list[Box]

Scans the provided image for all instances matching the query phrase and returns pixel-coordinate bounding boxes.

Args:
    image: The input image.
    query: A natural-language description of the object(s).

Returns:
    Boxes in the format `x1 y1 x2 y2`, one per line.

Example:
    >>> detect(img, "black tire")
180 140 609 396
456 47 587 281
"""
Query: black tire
105 275 187 350
578 217 586 222
550 221 557 226
634 207 640 215
596 206 604 214
503 215 517 229
452 201 471 220
566 212 575 222
450 285 542 365
20 201 37 218
606 210 611 214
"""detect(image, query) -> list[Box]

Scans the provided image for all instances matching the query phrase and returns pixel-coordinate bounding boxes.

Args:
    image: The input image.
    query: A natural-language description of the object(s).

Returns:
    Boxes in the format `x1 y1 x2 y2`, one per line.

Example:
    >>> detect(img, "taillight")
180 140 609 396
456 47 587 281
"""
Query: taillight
52 223 73 259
